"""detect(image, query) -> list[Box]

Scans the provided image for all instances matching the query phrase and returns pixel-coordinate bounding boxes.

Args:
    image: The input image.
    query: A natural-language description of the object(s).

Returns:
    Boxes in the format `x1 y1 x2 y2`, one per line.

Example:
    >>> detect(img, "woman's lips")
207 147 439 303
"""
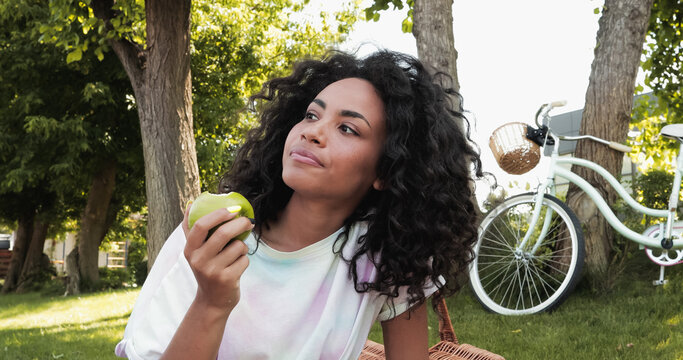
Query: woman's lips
290 148 323 167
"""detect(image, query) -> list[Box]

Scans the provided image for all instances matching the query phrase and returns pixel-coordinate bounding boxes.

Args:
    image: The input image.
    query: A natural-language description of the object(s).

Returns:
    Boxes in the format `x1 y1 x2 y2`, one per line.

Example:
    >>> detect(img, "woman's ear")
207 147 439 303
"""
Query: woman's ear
372 178 384 191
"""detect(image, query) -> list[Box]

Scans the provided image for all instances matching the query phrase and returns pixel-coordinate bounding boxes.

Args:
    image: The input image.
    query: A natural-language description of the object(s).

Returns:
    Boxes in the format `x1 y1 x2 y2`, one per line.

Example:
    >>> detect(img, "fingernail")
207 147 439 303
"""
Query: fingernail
227 205 241 213
185 200 193 212
247 217 255 224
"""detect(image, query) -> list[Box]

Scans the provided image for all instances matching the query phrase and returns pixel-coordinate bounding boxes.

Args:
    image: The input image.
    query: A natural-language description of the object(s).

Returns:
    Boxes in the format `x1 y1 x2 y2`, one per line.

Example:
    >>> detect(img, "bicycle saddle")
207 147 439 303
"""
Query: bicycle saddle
660 124 683 142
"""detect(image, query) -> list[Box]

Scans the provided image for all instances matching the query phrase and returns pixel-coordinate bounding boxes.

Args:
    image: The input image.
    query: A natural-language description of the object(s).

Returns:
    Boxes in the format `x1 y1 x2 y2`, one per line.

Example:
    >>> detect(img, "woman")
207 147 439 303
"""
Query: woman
116 50 482 360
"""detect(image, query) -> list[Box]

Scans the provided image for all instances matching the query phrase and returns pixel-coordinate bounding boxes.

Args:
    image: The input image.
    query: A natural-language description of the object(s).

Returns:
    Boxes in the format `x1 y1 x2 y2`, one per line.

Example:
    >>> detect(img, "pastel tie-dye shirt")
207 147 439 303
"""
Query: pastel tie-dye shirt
115 222 441 359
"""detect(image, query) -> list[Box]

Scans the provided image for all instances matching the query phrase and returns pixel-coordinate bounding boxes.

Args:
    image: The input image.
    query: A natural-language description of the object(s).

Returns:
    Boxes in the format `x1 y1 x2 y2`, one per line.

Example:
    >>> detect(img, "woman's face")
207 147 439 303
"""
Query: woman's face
282 77 386 205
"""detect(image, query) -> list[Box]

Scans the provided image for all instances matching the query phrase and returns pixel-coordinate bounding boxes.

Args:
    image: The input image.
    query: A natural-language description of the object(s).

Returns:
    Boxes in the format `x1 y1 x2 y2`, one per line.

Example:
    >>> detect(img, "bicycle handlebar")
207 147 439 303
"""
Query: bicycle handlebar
608 142 633 153
550 100 567 108
535 100 567 127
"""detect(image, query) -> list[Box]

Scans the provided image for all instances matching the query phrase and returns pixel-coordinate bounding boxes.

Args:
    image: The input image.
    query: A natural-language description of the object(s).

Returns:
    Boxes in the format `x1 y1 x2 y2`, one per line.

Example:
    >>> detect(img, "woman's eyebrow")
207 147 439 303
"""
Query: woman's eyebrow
311 98 371 128
312 98 326 108
340 110 371 128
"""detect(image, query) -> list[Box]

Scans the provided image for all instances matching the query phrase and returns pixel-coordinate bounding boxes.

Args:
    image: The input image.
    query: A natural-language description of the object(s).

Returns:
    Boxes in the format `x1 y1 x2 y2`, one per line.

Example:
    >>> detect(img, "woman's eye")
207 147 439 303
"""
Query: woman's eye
340 124 358 136
304 112 319 120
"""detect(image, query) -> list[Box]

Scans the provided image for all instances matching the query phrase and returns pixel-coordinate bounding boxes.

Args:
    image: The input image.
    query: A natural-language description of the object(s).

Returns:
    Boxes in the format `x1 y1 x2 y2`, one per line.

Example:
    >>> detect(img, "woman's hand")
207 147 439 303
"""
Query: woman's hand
160 207 253 360
182 203 254 314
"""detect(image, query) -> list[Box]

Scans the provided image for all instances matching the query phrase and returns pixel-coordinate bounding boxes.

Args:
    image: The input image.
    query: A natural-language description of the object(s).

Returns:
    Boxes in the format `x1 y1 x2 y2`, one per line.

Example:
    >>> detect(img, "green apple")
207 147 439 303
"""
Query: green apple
188 191 255 241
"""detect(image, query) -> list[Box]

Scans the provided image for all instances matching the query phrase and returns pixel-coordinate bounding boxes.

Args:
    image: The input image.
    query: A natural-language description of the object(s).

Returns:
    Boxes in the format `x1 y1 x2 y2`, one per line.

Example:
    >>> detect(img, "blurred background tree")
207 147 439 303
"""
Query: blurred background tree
1 0 359 292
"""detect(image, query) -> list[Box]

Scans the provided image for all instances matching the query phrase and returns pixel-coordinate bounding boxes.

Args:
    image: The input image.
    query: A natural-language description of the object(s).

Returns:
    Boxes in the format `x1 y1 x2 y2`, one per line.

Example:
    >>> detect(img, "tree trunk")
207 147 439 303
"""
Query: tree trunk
412 0 459 92
76 160 117 288
92 0 201 270
565 0 653 291
65 247 80 295
15 218 49 293
1 214 33 293
139 0 200 269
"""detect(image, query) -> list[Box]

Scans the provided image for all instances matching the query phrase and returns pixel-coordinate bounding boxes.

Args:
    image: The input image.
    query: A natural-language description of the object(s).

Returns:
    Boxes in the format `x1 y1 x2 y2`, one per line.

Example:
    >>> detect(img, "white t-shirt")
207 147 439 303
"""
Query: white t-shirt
115 222 441 360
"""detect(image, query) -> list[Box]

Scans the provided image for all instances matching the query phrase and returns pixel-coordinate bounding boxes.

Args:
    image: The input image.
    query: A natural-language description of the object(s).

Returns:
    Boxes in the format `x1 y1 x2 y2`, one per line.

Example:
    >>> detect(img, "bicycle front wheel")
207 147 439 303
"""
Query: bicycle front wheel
469 193 585 315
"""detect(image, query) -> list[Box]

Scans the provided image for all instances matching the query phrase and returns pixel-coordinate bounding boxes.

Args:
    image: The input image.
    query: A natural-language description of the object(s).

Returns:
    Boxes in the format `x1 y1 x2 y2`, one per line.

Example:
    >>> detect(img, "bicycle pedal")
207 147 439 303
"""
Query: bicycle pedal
652 279 668 286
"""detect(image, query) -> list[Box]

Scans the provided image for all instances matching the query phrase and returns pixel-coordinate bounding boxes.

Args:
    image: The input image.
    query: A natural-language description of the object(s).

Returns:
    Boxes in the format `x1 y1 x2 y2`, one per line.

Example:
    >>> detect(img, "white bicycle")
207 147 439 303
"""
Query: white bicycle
469 101 683 315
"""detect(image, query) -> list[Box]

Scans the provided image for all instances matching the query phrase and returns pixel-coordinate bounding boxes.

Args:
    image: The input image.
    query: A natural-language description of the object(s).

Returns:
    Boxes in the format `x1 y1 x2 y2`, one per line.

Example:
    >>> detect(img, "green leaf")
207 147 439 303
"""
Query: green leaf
66 48 82 63
401 17 412 33
94 47 104 61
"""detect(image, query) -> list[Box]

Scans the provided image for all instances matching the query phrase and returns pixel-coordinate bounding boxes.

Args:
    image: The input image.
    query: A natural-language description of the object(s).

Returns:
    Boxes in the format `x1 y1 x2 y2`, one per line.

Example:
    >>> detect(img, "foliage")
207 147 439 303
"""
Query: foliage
0 0 144 230
127 235 148 286
95 267 133 290
630 0 682 170
0 1 85 218
38 278 67 296
364 0 413 33
641 0 681 120
128 241 148 286
609 168 676 289
101 209 147 285
634 169 676 211
628 94 679 173
12 254 59 294
39 0 146 63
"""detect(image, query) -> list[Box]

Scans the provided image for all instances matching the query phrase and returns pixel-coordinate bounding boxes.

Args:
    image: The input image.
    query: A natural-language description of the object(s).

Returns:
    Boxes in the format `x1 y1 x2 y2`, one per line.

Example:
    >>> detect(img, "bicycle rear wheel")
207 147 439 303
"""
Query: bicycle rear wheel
469 193 585 315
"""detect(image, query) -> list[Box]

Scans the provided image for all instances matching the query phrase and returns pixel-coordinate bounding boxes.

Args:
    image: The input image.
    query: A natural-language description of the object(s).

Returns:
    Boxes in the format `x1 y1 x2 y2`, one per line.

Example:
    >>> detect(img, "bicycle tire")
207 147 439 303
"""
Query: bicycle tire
469 193 585 315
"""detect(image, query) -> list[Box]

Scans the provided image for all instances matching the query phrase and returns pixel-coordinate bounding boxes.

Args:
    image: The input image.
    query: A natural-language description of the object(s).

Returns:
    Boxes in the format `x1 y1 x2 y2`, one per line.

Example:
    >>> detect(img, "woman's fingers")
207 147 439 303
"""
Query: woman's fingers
184 208 239 254
214 238 250 270
202 216 253 255
186 222 251 312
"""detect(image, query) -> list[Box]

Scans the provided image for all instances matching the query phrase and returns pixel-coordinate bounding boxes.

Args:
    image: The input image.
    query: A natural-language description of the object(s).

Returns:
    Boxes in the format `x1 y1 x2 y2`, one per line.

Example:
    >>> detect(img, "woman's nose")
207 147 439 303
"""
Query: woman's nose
301 121 326 145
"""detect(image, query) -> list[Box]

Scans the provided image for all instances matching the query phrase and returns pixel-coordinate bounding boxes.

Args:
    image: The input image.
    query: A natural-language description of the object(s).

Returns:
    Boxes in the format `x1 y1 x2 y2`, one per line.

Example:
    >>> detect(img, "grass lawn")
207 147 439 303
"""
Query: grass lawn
368 255 683 360
0 288 138 360
0 255 680 359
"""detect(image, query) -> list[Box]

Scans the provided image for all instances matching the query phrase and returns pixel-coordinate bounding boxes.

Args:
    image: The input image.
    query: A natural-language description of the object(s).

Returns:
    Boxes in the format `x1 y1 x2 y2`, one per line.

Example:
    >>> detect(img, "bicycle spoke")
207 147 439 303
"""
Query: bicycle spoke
515 261 526 310
488 260 519 304
479 238 514 252
497 262 520 308
528 260 559 297
503 212 524 245
478 256 514 278
479 257 516 287
525 262 542 307
528 260 564 285
487 220 517 250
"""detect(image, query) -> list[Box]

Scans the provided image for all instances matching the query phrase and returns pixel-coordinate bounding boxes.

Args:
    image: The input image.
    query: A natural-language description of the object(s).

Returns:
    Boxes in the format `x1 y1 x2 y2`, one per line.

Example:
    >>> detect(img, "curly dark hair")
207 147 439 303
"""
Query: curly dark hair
219 50 483 312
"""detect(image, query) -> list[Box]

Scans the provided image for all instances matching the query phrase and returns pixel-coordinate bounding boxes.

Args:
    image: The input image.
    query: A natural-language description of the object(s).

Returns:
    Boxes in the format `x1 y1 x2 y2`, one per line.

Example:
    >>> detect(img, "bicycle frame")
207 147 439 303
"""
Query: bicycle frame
518 132 683 253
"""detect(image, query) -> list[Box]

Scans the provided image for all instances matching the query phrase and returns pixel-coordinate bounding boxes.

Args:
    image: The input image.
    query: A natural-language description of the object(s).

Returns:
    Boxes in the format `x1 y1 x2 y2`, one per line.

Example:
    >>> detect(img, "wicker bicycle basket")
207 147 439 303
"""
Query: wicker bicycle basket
489 122 541 175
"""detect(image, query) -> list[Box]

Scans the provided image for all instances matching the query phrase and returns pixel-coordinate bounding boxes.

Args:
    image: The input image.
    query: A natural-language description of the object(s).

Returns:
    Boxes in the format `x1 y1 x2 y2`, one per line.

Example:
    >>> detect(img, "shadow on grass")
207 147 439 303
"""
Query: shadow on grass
1 313 129 360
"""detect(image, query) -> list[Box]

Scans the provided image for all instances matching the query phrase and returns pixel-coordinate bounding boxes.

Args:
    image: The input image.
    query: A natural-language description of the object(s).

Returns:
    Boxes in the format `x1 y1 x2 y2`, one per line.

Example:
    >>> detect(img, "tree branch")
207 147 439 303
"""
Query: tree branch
90 0 146 91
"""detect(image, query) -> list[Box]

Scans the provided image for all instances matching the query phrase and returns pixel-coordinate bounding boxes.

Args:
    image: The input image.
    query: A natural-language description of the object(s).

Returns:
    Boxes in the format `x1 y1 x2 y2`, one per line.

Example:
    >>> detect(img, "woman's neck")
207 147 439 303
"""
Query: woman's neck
261 194 353 252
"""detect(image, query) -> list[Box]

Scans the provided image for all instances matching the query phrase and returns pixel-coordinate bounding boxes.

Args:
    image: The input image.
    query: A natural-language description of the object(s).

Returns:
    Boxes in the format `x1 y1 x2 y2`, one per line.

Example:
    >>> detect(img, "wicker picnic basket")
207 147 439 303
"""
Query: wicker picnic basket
359 296 505 360
489 122 541 175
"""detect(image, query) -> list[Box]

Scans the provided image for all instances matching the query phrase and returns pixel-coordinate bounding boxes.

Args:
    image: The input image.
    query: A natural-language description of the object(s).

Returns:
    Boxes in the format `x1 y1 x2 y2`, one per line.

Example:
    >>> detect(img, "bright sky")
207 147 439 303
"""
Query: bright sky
333 0 652 204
